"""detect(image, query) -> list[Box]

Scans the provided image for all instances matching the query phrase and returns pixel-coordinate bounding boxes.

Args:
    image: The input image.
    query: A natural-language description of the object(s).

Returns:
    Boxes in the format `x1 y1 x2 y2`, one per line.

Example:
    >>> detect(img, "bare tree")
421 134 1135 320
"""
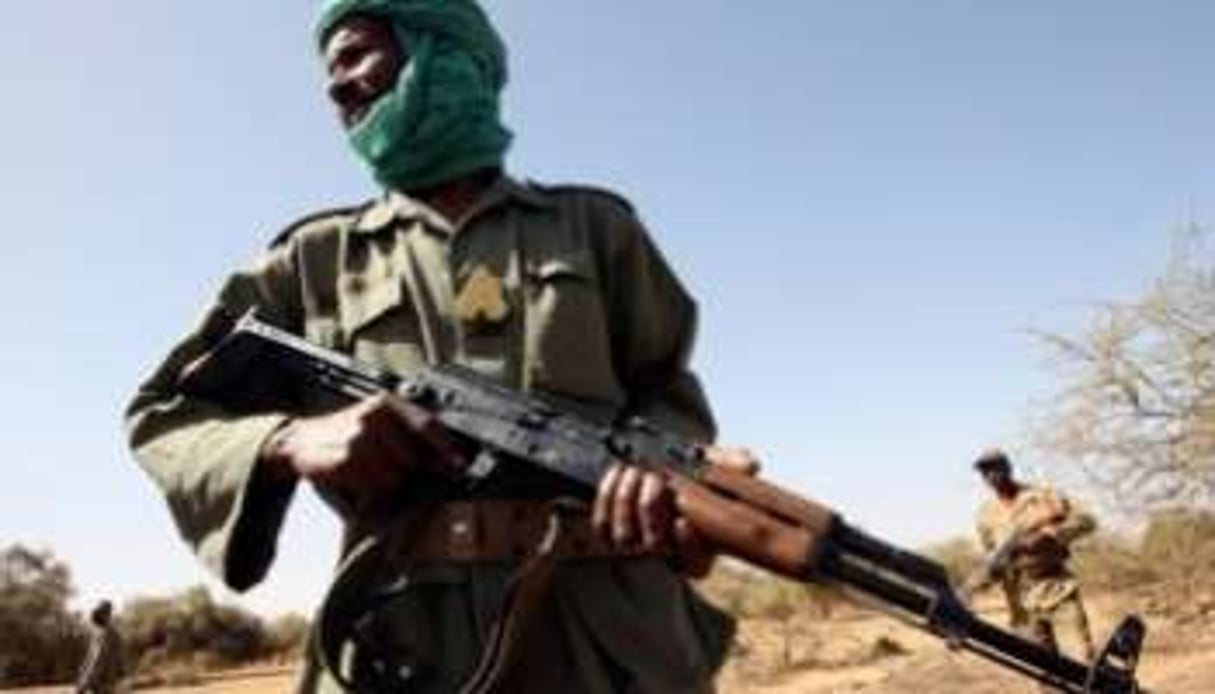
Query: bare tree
1032 222 1215 510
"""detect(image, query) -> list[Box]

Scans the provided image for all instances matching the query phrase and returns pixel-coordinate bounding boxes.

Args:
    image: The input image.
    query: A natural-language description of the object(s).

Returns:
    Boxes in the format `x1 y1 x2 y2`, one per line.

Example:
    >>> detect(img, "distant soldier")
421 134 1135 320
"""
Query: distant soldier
972 449 1097 663
76 600 125 694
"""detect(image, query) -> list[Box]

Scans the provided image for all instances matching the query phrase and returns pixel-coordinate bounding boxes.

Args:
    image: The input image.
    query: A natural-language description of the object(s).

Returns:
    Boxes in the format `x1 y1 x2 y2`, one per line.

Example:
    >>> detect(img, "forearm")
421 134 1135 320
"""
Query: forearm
126 245 305 587
1052 510 1097 544
129 389 296 588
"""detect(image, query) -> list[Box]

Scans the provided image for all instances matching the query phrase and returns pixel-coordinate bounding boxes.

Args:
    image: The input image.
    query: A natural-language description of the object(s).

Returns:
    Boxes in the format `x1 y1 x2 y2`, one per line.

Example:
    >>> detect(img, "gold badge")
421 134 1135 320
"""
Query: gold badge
454 265 510 324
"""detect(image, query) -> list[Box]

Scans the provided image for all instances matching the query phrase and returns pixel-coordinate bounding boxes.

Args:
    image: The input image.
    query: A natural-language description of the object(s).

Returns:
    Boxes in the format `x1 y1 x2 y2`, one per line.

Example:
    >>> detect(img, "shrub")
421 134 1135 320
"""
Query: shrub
922 536 982 584
0 545 88 687
265 612 311 659
121 586 270 670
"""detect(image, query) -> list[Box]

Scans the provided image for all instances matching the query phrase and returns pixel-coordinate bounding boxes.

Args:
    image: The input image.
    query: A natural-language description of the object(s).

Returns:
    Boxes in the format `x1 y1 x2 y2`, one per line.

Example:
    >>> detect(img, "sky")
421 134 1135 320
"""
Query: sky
3 1 1215 617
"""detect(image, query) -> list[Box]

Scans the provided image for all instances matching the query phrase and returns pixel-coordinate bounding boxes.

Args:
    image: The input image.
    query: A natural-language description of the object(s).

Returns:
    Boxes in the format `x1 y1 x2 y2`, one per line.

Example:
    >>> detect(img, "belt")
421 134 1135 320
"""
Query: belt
1010 543 1070 580
399 498 660 563
1014 562 1069 581
319 498 662 692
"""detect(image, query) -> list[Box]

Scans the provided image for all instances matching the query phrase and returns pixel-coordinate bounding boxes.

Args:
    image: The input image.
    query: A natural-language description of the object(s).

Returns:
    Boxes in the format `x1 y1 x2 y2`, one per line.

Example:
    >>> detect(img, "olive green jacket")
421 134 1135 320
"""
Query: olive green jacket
975 484 1096 616
126 176 733 692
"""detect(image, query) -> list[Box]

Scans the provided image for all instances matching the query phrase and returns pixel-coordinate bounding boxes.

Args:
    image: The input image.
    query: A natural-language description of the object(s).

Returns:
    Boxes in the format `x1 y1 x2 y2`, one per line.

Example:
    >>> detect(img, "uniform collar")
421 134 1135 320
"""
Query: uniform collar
352 175 553 234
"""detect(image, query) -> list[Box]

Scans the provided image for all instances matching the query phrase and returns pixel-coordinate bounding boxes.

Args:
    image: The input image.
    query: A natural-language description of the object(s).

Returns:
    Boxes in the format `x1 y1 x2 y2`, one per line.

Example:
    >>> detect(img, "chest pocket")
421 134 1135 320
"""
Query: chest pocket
338 272 428 377
524 249 622 406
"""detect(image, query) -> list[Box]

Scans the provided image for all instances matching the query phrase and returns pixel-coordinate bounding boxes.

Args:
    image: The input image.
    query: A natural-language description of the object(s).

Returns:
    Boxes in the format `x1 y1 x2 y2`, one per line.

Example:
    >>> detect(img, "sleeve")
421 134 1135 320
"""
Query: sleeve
601 202 716 443
1049 490 1097 545
976 512 996 552
125 240 304 591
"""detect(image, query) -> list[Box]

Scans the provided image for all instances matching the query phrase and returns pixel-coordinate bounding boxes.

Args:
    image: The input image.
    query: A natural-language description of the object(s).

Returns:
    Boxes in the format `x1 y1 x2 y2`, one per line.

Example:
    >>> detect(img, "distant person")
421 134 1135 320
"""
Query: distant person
76 600 125 694
972 448 1097 663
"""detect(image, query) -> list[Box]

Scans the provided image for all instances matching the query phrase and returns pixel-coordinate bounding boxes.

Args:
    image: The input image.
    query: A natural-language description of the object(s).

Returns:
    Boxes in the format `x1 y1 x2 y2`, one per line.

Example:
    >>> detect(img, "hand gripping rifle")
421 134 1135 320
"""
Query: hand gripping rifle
960 516 1052 601
960 526 1028 601
182 312 1147 693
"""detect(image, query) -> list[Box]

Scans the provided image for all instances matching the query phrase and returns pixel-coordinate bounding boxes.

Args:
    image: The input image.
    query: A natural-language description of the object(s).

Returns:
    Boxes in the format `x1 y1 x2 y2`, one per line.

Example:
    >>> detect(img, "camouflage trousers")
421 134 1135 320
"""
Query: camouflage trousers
1019 589 1094 664
1007 574 1095 692
1011 575 1094 663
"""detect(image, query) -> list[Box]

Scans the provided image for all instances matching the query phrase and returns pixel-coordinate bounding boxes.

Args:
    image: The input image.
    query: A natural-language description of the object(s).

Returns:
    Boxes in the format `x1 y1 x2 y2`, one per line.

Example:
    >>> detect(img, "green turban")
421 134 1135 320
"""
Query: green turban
316 0 512 191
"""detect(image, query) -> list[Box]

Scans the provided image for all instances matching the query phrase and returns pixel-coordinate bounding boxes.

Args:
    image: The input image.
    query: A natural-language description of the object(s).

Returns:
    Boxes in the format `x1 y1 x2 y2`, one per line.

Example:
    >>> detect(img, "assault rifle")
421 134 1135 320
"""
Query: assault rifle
182 312 1147 693
959 525 1028 600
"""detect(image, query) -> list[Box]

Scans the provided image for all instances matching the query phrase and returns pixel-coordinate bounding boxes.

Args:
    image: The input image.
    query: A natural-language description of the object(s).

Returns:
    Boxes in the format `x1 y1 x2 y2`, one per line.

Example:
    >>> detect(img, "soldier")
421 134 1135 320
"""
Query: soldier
972 448 1097 664
75 600 125 694
126 0 754 691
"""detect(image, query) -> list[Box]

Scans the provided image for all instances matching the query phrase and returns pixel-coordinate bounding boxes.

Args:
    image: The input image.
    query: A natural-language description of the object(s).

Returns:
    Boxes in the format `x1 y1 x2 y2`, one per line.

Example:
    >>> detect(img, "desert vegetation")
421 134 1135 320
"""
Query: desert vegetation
700 506 1215 688
3 512 1210 691
0 545 307 689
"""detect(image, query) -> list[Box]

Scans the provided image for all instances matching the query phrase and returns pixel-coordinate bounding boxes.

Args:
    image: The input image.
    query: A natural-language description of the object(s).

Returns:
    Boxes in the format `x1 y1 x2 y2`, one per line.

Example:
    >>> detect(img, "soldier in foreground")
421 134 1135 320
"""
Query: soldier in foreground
972 448 1097 663
126 0 754 691
75 600 125 694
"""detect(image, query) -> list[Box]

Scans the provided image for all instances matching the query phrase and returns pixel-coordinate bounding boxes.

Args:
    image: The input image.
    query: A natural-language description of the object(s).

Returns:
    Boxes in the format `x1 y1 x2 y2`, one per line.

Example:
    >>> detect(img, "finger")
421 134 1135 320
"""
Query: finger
380 396 468 471
346 402 406 476
612 465 643 546
368 423 425 490
704 445 761 475
593 464 623 541
304 402 375 477
637 472 673 551
674 517 715 578
329 433 391 500
324 398 415 495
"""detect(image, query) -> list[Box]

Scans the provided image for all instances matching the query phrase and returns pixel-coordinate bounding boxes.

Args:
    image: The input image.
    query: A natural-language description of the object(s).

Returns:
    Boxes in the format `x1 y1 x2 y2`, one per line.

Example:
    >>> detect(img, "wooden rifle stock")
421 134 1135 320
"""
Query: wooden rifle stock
668 466 836 579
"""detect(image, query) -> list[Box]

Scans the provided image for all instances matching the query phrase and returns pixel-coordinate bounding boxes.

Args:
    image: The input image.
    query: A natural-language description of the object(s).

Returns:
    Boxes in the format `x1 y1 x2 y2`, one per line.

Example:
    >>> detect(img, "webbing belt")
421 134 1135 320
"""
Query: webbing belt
316 498 661 693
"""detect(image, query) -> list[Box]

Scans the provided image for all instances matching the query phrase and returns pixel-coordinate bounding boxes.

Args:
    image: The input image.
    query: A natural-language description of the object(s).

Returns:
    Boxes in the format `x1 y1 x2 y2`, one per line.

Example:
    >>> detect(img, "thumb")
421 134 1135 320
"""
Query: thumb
704 445 761 476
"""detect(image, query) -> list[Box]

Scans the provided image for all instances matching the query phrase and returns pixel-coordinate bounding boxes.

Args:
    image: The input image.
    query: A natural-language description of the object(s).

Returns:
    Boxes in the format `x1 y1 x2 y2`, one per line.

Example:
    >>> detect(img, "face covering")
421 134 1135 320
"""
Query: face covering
317 0 513 191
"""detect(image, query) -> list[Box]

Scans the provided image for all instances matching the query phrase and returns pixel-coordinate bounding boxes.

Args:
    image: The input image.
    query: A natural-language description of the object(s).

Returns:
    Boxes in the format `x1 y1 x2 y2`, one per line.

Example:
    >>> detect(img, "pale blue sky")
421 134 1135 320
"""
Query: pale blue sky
3 1 1214 616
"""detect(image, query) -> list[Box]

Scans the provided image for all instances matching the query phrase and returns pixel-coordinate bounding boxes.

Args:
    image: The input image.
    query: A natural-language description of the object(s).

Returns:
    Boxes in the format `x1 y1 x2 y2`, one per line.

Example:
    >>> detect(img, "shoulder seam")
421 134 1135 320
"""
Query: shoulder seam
528 181 636 216
268 203 370 248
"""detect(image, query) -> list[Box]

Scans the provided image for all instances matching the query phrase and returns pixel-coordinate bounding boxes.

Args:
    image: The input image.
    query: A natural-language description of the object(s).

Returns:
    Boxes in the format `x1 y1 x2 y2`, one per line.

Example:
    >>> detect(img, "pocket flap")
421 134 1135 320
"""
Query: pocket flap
529 249 594 282
339 274 403 337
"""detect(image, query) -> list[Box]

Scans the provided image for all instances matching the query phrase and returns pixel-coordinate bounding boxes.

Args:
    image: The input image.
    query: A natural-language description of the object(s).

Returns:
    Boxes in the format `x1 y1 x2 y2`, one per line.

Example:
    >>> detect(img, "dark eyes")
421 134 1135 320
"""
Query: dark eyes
328 44 370 74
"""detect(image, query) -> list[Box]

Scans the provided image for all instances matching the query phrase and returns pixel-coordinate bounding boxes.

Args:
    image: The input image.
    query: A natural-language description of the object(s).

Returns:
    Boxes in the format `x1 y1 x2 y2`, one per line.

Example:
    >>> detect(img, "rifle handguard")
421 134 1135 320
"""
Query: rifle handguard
669 467 837 578
701 465 837 536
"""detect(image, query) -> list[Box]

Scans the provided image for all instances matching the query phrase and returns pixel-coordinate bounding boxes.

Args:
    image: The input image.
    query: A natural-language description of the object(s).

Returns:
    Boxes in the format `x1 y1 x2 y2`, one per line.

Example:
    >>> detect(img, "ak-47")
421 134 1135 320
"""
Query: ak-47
182 312 1147 693
960 500 1078 604
960 525 1030 600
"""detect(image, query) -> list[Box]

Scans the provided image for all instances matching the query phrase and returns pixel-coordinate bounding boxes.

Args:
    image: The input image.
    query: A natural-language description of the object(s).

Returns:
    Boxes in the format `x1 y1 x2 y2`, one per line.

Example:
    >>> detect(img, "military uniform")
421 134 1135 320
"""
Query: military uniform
975 484 1096 663
127 176 733 693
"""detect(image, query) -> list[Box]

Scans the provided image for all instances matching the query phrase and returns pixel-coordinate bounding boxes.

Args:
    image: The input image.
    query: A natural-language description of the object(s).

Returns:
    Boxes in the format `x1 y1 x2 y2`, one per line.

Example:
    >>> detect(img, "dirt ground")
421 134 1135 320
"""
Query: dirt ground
10 590 1211 693
716 591 1215 693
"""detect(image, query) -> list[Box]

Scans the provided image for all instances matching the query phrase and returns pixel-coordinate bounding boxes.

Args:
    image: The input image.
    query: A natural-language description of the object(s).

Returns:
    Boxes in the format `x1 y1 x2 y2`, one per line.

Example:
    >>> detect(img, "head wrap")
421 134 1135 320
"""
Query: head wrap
316 0 512 191
973 448 1012 472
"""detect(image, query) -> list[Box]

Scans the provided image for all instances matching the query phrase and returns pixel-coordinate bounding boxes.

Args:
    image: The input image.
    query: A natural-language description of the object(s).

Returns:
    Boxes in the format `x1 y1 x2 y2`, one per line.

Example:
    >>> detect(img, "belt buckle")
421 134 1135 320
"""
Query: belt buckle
446 504 480 560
